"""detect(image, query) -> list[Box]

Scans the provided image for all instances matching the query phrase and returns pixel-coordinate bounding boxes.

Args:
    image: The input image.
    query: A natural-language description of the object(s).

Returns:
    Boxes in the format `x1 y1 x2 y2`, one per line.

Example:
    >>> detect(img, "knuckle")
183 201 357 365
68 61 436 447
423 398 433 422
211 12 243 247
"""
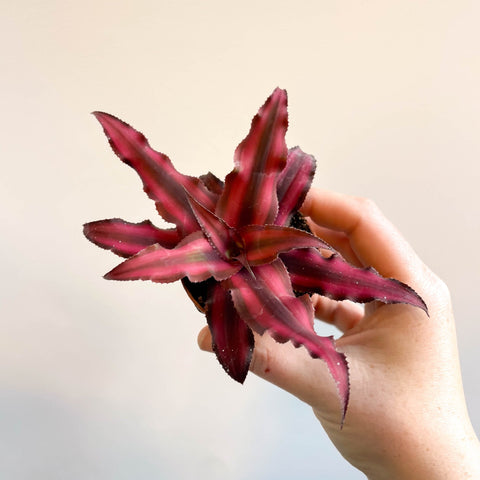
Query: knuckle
355 196 380 215
432 274 451 302
249 334 277 377
249 343 269 376
422 266 452 311
352 196 383 228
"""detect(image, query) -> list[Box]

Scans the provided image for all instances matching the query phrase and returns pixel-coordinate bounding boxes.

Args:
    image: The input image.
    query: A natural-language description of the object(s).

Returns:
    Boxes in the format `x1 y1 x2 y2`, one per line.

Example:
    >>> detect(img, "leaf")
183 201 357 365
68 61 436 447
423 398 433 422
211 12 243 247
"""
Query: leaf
239 225 331 266
83 219 179 257
185 191 243 262
282 248 428 313
216 88 288 228
199 172 224 196
104 231 242 283
275 147 316 226
93 112 216 236
226 260 349 419
205 282 254 383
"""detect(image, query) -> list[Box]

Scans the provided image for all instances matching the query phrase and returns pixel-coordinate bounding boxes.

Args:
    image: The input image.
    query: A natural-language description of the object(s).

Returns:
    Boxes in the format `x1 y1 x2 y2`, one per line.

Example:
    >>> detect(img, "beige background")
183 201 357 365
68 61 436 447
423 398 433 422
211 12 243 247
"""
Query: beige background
1 1 479 478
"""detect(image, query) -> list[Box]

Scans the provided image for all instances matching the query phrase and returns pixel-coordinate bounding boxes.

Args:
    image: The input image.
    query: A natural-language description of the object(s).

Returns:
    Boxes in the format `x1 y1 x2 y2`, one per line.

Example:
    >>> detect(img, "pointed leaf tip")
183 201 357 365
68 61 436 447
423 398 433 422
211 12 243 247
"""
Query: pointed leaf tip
283 248 428 314
104 232 242 283
226 261 350 418
216 88 289 227
83 218 179 257
92 111 217 236
206 283 254 384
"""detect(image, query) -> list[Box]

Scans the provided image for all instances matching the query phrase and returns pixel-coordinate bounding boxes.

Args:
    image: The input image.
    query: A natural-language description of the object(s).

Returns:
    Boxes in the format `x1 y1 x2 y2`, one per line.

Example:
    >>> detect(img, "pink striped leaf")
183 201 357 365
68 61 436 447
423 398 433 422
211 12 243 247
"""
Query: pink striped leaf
104 231 242 283
239 225 331 266
93 112 216 236
226 260 349 419
185 191 244 262
205 282 254 383
216 88 288 228
187 191 330 269
282 248 428 313
83 219 179 258
275 147 316 226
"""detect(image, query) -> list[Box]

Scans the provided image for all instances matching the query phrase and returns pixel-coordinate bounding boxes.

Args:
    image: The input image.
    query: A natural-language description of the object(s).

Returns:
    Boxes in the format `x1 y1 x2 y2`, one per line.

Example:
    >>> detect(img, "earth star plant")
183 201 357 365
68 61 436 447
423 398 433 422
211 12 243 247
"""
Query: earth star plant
84 88 427 421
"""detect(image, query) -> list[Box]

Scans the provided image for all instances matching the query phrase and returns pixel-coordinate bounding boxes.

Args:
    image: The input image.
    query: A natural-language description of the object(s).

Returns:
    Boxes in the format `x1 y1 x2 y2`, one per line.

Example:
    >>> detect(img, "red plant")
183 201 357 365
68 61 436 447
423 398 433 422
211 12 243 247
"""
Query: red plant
84 88 427 421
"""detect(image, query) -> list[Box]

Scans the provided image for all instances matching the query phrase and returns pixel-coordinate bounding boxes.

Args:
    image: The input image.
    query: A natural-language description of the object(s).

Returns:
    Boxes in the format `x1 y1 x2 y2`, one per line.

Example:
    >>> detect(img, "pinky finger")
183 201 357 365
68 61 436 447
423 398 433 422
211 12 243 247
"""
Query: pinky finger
312 295 364 333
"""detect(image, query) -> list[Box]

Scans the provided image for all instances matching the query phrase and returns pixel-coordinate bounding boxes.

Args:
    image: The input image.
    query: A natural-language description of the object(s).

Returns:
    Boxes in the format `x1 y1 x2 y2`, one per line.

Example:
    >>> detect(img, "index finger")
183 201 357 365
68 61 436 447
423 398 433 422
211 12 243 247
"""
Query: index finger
300 189 423 283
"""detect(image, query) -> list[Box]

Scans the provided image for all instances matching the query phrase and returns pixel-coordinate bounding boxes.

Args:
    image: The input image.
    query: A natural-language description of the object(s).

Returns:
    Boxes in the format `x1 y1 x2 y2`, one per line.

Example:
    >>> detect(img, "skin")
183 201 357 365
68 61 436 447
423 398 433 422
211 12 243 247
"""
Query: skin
197 189 480 479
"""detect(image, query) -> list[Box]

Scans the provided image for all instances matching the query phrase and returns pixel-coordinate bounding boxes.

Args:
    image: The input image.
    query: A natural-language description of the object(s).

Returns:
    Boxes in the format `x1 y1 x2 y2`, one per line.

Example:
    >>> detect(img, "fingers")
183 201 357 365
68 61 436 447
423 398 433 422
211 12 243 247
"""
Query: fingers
312 295 364 333
306 223 362 267
197 294 363 351
248 331 342 411
301 189 423 283
196 189 425 418
198 325 341 412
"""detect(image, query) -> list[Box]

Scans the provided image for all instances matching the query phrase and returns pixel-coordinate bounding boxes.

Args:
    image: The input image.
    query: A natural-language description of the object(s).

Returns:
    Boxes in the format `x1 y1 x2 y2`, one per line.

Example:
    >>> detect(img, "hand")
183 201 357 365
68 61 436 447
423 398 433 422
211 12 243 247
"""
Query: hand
198 189 480 479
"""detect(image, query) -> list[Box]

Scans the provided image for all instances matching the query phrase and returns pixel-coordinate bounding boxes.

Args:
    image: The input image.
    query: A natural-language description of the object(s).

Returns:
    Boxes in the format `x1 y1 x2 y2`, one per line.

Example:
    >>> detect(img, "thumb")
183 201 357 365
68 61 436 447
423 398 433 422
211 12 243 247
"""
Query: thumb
197 326 343 414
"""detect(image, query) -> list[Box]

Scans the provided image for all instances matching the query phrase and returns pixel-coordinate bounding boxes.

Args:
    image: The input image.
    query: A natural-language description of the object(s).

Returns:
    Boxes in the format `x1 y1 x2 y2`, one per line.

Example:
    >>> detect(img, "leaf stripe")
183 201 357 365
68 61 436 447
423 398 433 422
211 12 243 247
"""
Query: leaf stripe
240 225 331 266
282 248 428 313
226 261 349 418
93 112 215 235
276 147 316 226
206 283 254 384
185 191 241 261
216 88 288 227
83 219 179 257
104 232 242 283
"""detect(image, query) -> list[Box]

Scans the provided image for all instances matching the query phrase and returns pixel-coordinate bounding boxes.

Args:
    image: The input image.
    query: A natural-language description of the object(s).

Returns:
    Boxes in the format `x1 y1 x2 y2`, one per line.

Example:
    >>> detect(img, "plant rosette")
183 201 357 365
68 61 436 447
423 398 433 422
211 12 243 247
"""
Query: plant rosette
84 88 427 421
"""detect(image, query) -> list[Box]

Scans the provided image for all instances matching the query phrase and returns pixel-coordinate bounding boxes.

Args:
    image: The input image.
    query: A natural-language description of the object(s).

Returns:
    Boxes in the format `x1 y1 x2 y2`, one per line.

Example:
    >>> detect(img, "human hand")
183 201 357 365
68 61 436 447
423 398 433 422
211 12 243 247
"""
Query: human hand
198 189 480 479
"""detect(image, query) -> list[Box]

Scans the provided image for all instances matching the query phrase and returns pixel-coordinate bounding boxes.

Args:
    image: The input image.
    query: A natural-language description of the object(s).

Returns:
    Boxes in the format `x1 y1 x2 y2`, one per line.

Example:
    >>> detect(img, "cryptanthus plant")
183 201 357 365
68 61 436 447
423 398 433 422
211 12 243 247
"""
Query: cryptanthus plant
84 88 427 421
